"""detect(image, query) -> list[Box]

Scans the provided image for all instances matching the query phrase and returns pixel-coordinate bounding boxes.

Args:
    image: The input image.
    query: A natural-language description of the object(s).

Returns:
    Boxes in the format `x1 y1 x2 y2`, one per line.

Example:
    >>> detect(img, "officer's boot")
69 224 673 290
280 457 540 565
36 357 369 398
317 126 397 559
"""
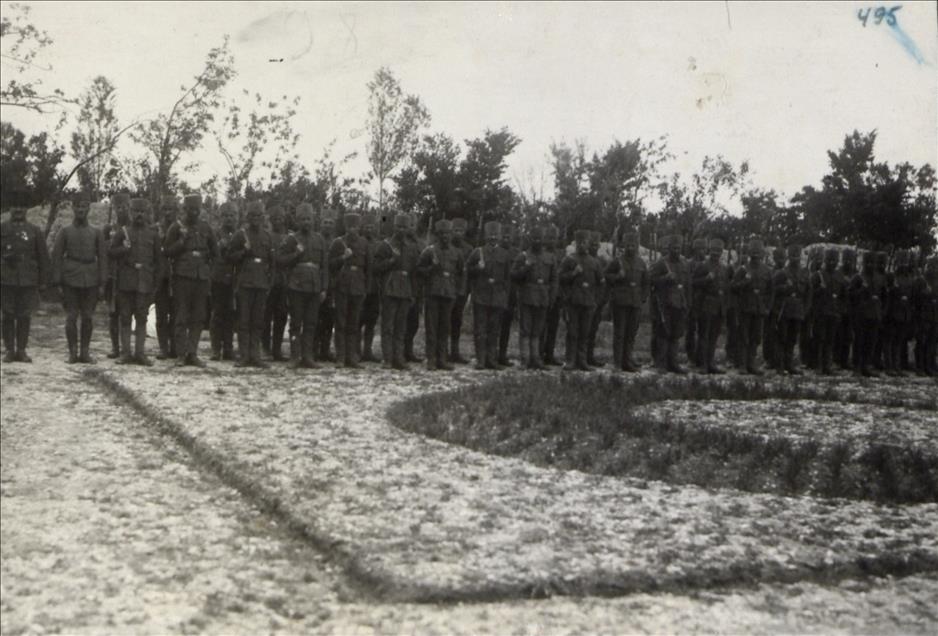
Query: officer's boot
134 325 153 366
252 331 270 369
235 330 250 368
209 329 222 361
14 316 32 362
289 334 302 369
302 332 319 369
667 340 687 374
78 319 95 364
187 329 207 367
107 312 120 359
117 321 134 364
654 335 669 372
518 335 529 369
393 337 408 371
2 314 16 363
65 320 79 363
529 336 544 370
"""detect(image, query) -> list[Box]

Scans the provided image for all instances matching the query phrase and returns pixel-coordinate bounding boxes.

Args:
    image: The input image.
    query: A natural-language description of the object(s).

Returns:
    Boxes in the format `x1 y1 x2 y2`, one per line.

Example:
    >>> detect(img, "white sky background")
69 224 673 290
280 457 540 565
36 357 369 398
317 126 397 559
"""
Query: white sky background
2 1 936 213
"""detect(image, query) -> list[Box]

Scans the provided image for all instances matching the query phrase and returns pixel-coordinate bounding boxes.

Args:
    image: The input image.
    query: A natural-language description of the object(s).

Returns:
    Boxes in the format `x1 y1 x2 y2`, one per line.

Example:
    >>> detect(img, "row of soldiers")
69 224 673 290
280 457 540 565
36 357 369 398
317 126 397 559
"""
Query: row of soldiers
2 193 937 377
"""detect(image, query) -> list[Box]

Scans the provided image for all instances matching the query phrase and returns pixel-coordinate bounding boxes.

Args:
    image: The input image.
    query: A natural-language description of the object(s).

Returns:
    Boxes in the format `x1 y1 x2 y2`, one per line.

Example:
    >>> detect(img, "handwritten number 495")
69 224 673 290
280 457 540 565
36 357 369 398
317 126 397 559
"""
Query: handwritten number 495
857 6 902 27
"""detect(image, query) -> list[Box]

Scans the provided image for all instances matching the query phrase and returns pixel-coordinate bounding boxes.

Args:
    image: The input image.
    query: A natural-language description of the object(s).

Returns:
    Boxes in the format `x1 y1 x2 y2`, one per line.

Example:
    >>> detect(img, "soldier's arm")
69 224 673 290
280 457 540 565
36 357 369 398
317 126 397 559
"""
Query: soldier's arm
274 234 300 267
163 225 187 257
641 263 651 301
603 258 622 285
206 226 219 263
372 242 395 274
319 242 329 293
226 230 248 263
465 248 481 276
328 238 346 271
773 269 792 296
510 252 530 282
558 256 578 284
730 266 750 291
416 246 436 276
108 227 131 258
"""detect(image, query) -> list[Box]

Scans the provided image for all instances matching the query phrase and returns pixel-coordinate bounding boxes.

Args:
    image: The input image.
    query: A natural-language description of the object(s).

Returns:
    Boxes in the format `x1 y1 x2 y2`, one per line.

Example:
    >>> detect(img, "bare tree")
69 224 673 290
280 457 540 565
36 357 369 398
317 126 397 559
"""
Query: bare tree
70 76 119 198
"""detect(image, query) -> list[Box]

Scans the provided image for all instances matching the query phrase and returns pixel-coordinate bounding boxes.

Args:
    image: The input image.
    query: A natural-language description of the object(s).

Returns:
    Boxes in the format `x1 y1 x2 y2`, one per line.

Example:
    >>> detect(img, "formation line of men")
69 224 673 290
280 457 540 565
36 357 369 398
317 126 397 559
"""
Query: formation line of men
2 193 937 377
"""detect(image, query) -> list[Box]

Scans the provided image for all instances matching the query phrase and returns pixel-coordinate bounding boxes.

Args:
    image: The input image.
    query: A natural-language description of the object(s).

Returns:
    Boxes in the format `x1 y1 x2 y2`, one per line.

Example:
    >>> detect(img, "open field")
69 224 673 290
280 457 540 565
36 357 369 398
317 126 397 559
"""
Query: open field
2 305 937 633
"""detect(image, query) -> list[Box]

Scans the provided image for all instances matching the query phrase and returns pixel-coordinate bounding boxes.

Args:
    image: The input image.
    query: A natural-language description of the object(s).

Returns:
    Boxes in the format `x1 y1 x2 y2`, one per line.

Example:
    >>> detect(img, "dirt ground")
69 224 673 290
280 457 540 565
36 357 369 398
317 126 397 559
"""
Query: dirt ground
2 305 937 634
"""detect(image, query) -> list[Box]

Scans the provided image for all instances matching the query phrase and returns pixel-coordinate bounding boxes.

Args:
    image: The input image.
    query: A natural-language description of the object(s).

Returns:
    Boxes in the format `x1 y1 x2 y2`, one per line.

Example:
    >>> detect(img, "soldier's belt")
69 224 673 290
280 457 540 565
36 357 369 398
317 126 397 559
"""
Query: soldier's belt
487 278 495 283
629 282 636 287
191 251 202 258
581 282 590 288
134 263 143 270
252 258 262 263
296 262 318 268
537 279 545 284
443 272 451 277
349 265 359 271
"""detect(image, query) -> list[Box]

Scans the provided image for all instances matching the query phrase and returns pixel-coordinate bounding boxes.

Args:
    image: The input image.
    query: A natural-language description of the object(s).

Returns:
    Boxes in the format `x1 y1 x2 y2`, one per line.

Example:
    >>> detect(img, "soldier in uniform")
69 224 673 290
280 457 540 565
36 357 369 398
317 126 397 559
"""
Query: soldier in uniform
685 237 707 367
105 193 131 359
497 224 521 366
731 238 774 375
915 257 938 376
1 206 49 363
540 224 564 366
108 198 162 365
763 245 786 370
329 212 370 368
883 250 916 377
834 248 858 370
511 226 557 369
315 209 338 362
418 219 463 370
871 251 889 371
448 217 472 364
773 244 810 375
585 230 609 367
262 205 289 361
52 194 107 363
374 213 420 369
692 238 729 374
155 195 179 359
404 214 425 363
163 194 217 367
649 235 690 373
359 212 382 363
605 230 648 372
559 229 602 371
277 203 328 369
209 202 238 361
228 201 273 368
724 239 742 368
810 248 847 375
848 251 885 377
466 221 510 370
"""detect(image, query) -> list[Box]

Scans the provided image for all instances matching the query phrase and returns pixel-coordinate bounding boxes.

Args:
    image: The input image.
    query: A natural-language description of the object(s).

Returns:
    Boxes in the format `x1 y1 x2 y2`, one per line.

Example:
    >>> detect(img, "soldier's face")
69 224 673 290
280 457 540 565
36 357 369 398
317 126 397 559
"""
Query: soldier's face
346 224 359 238
825 253 838 268
116 205 131 225
486 235 498 248
321 219 334 234
843 254 856 270
789 254 801 267
133 208 147 225
11 208 26 223
668 244 680 258
162 206 177 224
362 224 375 239
269 214 284 231
624 242 636 258
184 206 200 224
298 212 313 232
773 252 785 267
247 210 262 228
438 229 451 245
709 246 722 261
221 211 236 229
695 246 705 259
589 240 599 254
576 238 588 254
73 204 89 224
750 252 763 265
453 228 465 242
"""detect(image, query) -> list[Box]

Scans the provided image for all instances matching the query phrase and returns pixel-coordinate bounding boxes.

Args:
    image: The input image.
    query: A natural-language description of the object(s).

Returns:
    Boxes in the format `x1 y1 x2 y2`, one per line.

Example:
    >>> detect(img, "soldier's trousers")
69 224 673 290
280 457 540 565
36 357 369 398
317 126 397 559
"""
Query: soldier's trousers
62 285 99 354
287 290 320 361
315 297 334 360
835 314 854 369
381 296 411 366
519 304 548 364
725 306 740 366
854 317 881 374
172 277 209 359
498 294 517 362
763 312 779 368
738 313 765 372
916 322 938 374
777 316 803 371
106 279 121 354
1 285 38 354
237 288 269 361
334 292 364 365
565 304 594 369
541 299 562 362
695 313 723 371
405 296 421 358
449 294 469 359
883 320 912 372
654 306 686 371
685 307 698 364
473 303 502 367
425 296 454 367
210 282 235 358
586 299 606 363
360 292 380 357
800 317 816 369
263 284 288 356
118 291 152 357
154 278 175 356
813 314 839 373
610 305 641 370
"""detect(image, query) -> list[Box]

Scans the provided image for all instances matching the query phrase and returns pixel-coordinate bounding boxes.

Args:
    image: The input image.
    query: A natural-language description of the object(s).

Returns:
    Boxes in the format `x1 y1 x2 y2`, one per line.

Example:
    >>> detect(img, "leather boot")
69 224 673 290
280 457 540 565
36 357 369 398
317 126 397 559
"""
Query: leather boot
210 330 222 361
235 330 250 368
3 315 16 362
117 322 134 364
65 321 79 363
289 334 302 369
362 325 378 362
107 312 120 358
13 315 28 361
187 329 206 367
252 337 270 369
78 320 95 364
134 326 153 366
301 332 319 369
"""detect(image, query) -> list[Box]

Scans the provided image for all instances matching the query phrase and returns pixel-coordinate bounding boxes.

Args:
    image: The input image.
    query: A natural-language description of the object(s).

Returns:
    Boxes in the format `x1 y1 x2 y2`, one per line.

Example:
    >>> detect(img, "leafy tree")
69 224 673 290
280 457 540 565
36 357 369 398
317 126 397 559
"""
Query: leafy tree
130 37 236 201
456 127 521 234
70 76 120 198
366 67 430 211
392 132 461 225
0 121 64 209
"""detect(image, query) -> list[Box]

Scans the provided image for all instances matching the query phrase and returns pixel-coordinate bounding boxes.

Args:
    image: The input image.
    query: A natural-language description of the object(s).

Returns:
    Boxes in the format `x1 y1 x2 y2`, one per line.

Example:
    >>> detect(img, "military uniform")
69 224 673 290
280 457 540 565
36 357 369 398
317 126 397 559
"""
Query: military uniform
685 237 707 366
763 246 786 370
104 193 131 359
810 249 847 375
262 206 289 361
585 231 609 367
511 226 557 369
51 199 107 363
1 209 50 362
228 201 273 368
498 225 521 366
773 245 811 375
605 231 648 372
315 212 337 362
731 238 774 375
883 251 916 376
210 202 238 361
374 214 420 369
448 217 472 364
359 214 382 362
418 220 463 370
834 249 858 370
277 203 329 369
329 213 371 367
163 194 217 366
154 195 179 359
691 238 729 374
404 215 425 363
848 252 886 377
109 198 162 365
559 230 602 371
540 225 565 366
915 258 938 375
649 235 690 373
467 222 510 369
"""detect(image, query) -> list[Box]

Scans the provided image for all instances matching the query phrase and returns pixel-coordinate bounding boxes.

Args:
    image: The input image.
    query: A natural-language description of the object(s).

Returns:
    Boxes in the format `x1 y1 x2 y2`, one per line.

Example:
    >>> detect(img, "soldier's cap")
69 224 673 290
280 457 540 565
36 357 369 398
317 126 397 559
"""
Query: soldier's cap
183 194 202 209
343 213 361 229
692 237 707 249
574 229 591 242
111 193 131 207
160 195 180 210
748 238 765 254
296 202 314 217
219 201 238 215
451 217 468 231
246 200 265 215
786 244 802 258
544 225 559 239
824 248 839 260
483 221 501 239
130 197 150 212
267 204 284 218
393 213 409 229
435 219 452 233
709 238 725 250
528 226 545 242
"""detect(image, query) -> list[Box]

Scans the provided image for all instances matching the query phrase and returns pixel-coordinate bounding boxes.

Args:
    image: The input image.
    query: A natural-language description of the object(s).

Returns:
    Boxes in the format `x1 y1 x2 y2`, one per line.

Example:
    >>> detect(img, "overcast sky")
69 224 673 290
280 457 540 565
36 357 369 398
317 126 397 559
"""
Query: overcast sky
3 1 936 211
